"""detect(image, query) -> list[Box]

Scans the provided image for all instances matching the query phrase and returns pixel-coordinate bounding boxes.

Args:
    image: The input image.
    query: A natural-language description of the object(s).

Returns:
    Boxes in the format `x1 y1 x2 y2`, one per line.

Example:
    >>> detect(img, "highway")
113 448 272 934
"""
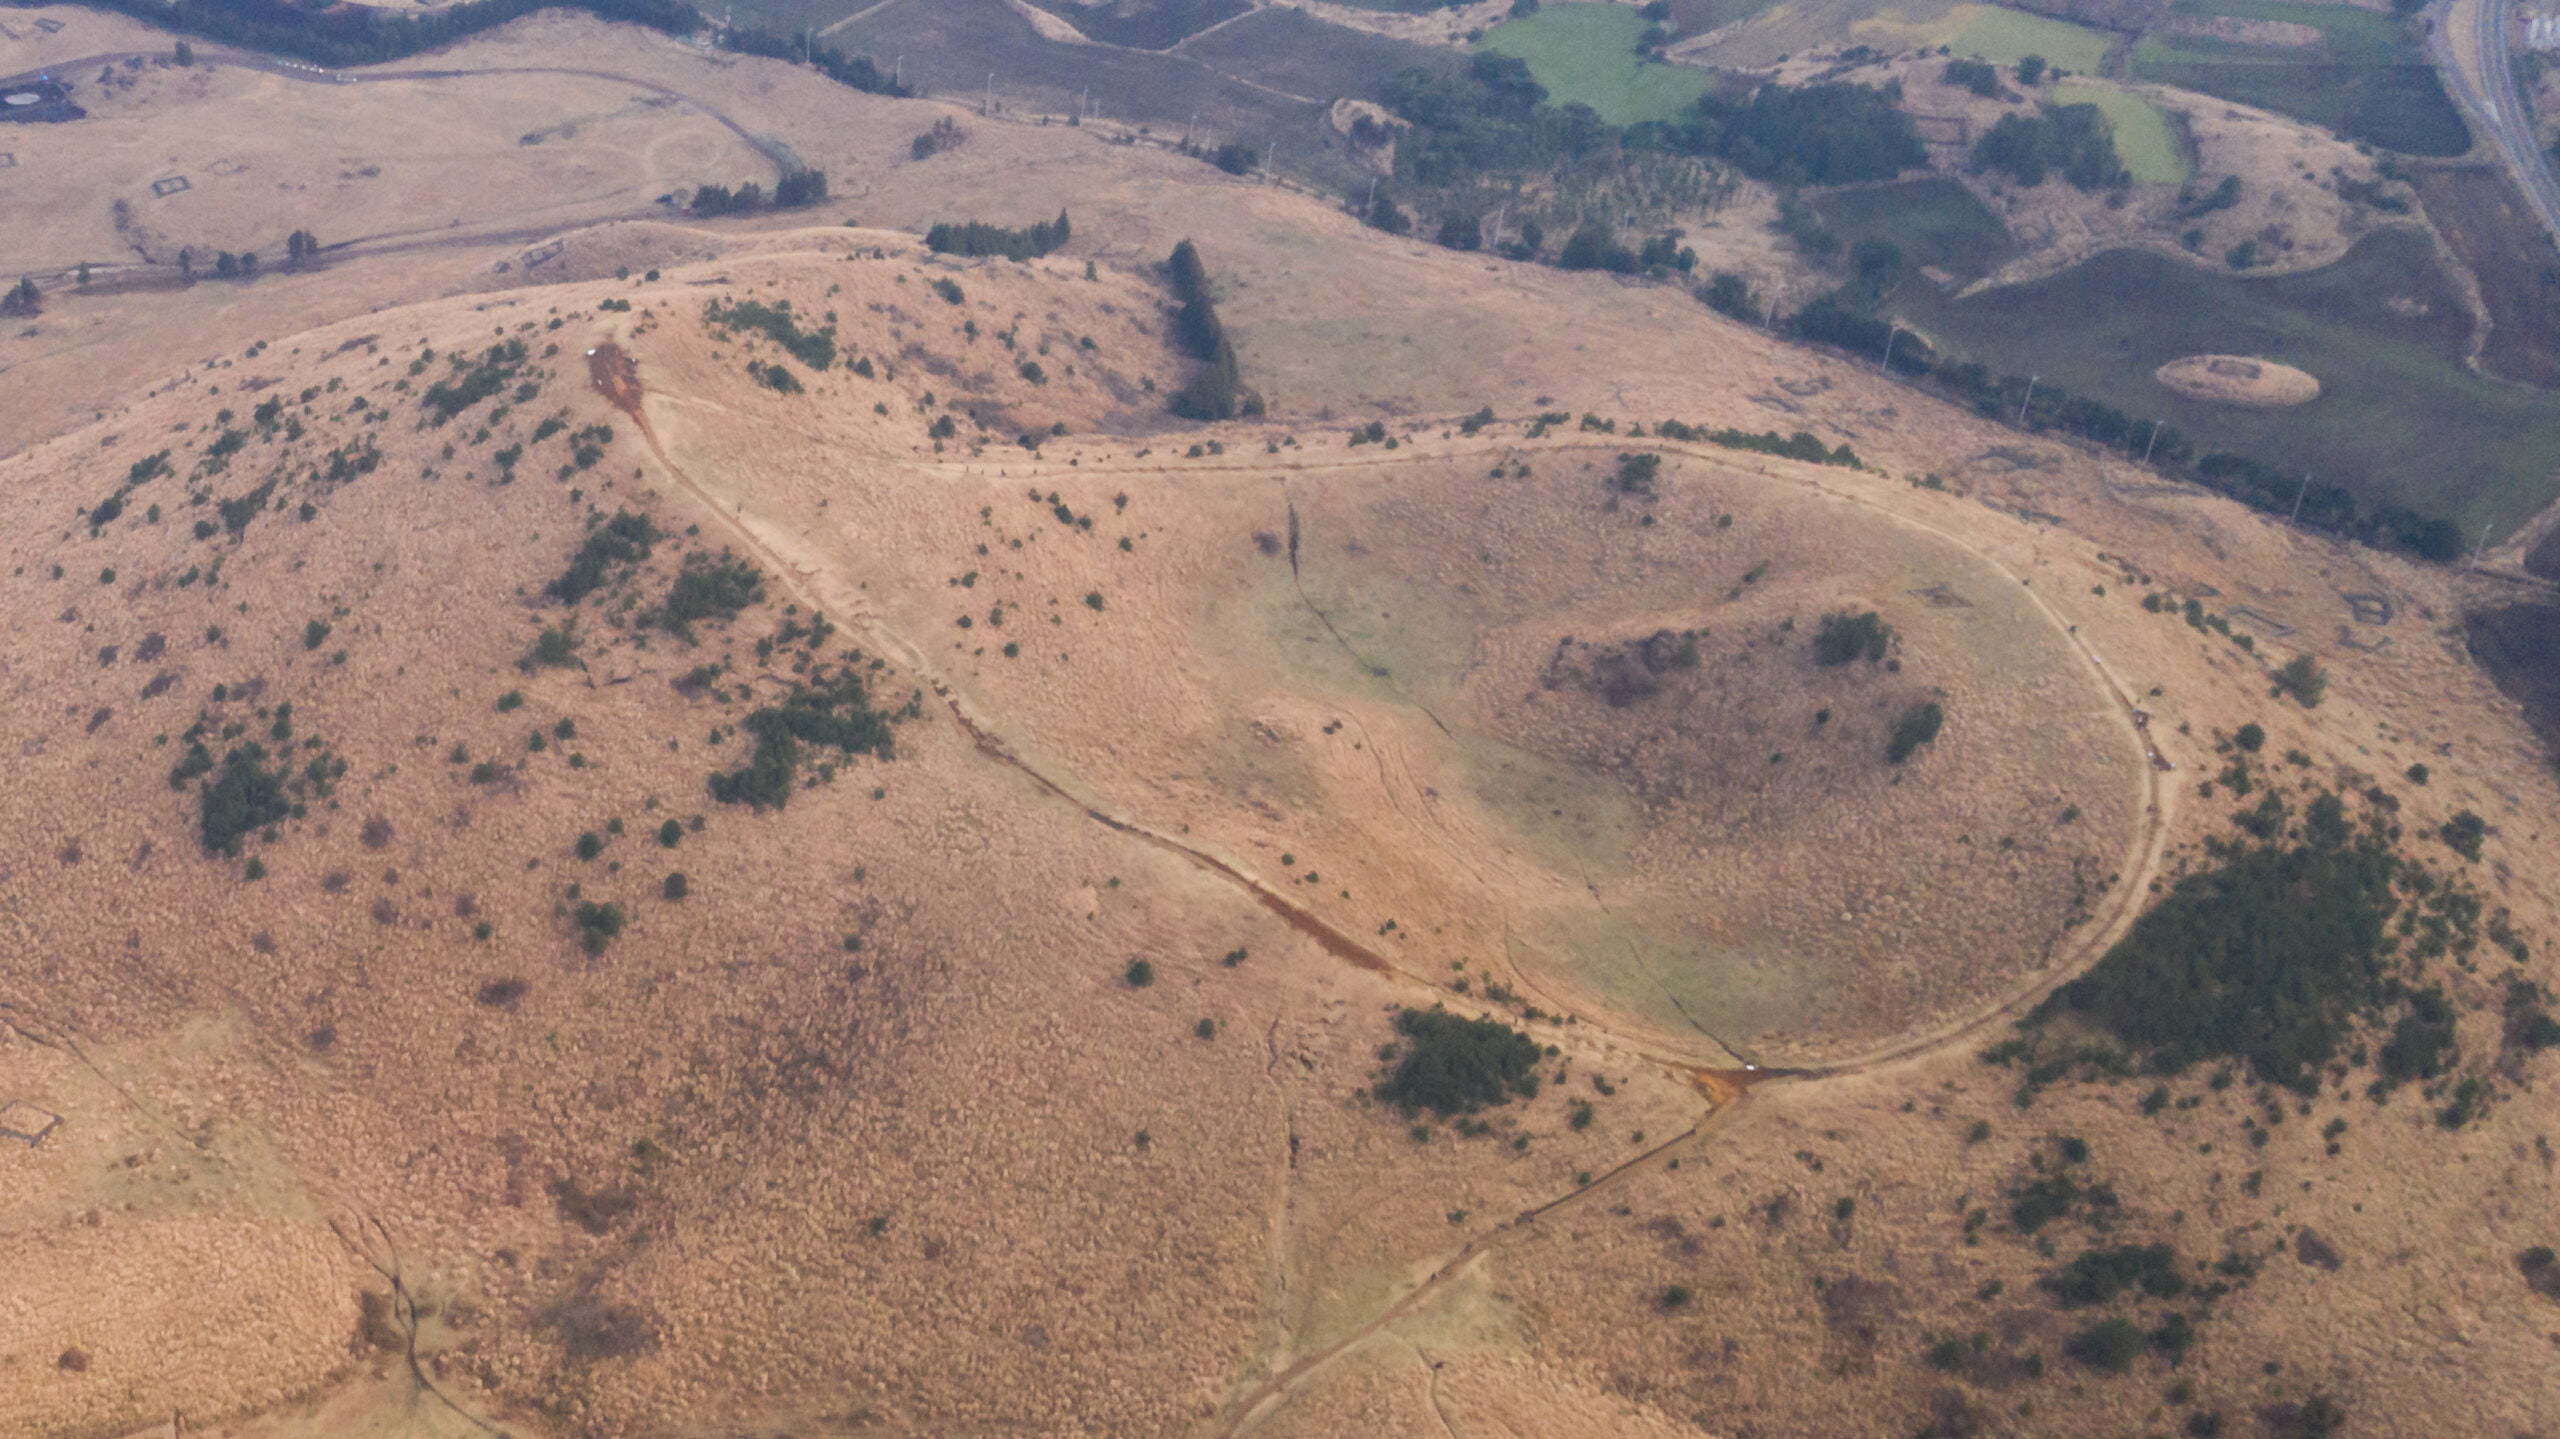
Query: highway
2430 0 2560 249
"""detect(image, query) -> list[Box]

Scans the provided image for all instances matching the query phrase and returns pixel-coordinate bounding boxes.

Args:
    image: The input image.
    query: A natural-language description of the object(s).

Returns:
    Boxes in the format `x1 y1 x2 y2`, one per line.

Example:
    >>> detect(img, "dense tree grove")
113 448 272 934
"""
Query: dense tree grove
0 277 38 317
2029 788 2484 1094
1972 104 2127 190
1382 56 1923 193
690 170 827 217
723 24 909 97
72 0 703 70
925 211 1071 260
56 0 907 94
1375 1007 1543 1117
1162 240 1260 422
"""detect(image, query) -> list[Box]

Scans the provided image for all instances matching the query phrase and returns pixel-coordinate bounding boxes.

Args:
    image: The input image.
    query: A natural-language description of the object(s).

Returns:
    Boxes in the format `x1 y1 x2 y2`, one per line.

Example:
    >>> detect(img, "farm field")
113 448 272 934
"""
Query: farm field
1814 177 2019 282
1477 3 1713 125
1889 225 2560 537
2130 0 2469 154
2410 163 2560 387
2054 79 2191 181
1179 5 1462 104
1664 0 1787 39
1948 3 2116 71
824 0 1348 173
1020 0 1249 48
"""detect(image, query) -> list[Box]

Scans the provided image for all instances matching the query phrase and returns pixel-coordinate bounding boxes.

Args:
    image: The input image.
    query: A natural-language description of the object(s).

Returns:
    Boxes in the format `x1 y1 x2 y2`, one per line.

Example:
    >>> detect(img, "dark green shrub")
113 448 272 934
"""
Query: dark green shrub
2063 1317 2146 1372
573 901 625 955
1813 610 1892 666
662 872 688 900
1886 700 1945 763
1376 1007 1542 1117
2274 654 2327 708
547 511 659 605
654 552 764 639
197 745 290 856
2042 1243 2185 1307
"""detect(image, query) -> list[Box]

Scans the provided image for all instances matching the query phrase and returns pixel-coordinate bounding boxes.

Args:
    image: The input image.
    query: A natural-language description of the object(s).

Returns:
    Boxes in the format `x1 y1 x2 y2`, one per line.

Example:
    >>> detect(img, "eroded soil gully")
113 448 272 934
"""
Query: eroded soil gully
594 347 2172 1430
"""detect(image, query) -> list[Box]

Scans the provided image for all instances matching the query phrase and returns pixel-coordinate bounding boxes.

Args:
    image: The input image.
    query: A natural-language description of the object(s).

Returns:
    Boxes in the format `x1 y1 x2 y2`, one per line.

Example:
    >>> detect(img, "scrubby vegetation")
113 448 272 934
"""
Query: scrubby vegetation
2026 787 2507 1100
1375 1007 1543 1118
1653 418 1861 469
704 297 837 371
707 667 900 810
926 212 1071 260
1886 700 1945 763
420 340 531 425
1813 610 1893 666
547 511 660 606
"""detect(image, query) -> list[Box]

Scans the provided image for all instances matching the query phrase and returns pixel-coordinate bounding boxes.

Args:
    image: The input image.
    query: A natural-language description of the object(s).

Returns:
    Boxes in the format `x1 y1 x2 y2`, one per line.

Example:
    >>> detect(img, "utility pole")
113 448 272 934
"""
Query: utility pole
2289 471 2311 524
2474 520 2492 568
1881 325 1901 372
1364 175 1378 219
2017 374 2036 426
2140 419 2159 466
985 71 994 115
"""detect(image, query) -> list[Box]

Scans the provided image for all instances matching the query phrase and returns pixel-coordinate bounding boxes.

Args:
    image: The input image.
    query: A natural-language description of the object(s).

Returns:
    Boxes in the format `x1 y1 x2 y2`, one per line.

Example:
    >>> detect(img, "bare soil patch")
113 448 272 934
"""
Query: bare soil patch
2153 352 2322 406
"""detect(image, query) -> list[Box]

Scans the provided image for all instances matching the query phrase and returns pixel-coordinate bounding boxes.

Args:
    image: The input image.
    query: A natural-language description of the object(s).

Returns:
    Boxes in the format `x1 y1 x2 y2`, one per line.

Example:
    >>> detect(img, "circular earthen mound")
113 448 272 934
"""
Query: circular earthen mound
2154 354 2321 407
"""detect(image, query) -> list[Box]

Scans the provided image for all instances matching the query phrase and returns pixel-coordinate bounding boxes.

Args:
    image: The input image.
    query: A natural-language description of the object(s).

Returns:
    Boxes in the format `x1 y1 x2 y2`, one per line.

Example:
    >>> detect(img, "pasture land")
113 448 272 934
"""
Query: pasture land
1889 226 2560 537
1021 0 1250 48
1477 3 1713 126
2410 164 2560 387
2053 80 2190 181
1949 4 2118 71
1664 0 1787 38
1813 177 2018 283
1180 5 1462 103
2130 0 2469 154
827 0 1353 177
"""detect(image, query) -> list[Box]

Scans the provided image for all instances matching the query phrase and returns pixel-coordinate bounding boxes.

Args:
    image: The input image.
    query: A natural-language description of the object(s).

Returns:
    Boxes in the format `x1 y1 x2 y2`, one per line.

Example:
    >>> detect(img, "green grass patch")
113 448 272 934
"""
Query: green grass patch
2177 0 2403 61
1885 225 2560 539
2052 82 2189 183
2129 2 2468 155
1812 177 2018 284
1949 5 2116 73
1477 4 1712 127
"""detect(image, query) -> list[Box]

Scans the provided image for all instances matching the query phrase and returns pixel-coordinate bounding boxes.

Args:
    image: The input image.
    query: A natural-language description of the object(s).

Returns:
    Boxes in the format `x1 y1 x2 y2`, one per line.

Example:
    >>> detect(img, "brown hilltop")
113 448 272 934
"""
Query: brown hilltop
0 12 2552 1436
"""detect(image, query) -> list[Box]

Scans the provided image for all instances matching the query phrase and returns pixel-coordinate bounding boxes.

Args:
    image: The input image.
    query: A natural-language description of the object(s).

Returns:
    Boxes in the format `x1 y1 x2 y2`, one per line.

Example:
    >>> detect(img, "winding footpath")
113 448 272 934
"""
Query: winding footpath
587 336 2186 1433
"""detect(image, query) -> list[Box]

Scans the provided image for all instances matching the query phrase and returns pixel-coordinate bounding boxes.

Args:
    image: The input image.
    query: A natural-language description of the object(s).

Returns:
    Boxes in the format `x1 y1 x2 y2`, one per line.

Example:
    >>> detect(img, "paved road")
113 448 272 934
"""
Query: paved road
2430 0 2560 249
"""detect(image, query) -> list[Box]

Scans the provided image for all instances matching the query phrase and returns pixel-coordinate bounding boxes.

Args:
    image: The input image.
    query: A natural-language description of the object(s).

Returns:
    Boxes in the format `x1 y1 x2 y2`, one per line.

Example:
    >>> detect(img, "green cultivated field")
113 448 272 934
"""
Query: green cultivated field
1950 5 2116 72
1887 226 2560 538
1813 178 2017 284
1477 4 1713 126
2053 82 2189 183
2129 0 2468 154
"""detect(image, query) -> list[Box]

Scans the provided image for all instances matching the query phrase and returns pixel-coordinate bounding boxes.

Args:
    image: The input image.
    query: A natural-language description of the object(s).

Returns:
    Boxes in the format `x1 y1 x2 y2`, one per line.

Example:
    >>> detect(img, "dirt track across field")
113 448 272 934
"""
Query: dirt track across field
589 336 2183 1428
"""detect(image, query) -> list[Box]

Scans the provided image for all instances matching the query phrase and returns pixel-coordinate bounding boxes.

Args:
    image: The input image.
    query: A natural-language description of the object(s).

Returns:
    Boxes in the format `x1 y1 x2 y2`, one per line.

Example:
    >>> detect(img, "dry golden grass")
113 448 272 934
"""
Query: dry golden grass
0 17 2555 1439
